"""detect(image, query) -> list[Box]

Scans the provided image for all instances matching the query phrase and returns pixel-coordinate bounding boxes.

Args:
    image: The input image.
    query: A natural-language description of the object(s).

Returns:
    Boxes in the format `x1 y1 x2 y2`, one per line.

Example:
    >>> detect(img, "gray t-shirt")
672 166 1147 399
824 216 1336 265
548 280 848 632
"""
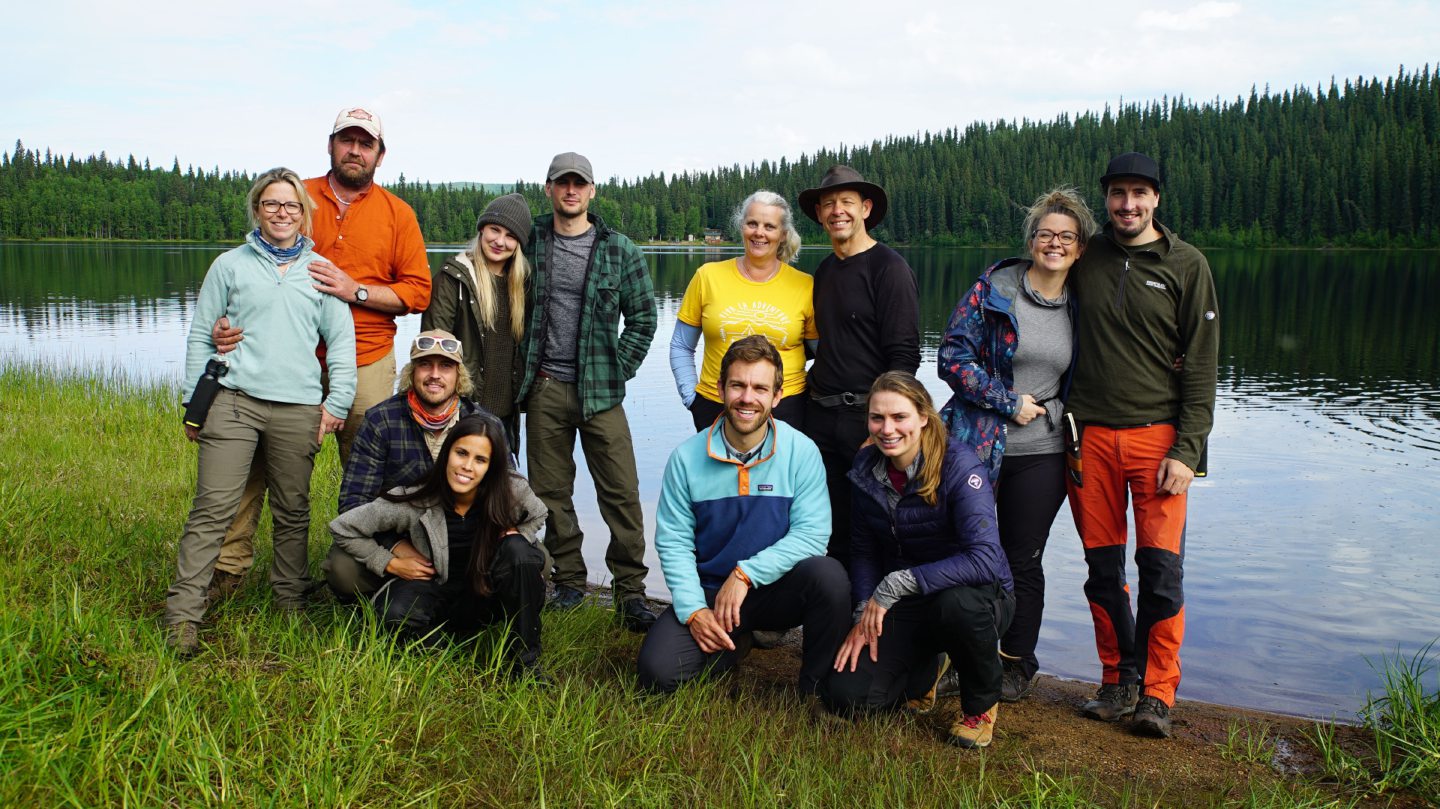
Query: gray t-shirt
539 226 596 382
1006 275 1071 457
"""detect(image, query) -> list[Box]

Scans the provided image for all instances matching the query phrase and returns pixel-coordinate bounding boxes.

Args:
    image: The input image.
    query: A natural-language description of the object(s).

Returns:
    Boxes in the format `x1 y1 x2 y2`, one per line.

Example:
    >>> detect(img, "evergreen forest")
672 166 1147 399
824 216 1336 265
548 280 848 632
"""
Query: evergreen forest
2 66 1436 249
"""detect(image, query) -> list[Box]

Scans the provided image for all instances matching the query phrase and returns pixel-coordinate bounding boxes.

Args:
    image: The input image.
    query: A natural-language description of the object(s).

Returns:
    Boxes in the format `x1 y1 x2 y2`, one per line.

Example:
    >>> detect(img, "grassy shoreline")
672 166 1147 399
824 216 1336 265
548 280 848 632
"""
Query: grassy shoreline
1 365 1434 807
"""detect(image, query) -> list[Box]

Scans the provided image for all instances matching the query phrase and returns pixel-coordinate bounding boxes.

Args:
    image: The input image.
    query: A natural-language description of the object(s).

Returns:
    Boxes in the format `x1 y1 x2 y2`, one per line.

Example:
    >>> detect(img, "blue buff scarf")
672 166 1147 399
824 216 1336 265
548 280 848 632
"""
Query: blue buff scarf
251 228 307 264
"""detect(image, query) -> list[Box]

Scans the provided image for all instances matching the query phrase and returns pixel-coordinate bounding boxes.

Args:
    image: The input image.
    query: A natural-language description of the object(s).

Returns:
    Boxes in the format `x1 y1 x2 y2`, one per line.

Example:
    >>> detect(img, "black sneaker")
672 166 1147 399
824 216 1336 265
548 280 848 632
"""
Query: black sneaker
1132 695 1172 738
1000 661 1033 703
618 597 657 633
547 584 585 610
1080 683 1140 721
751 629 787 649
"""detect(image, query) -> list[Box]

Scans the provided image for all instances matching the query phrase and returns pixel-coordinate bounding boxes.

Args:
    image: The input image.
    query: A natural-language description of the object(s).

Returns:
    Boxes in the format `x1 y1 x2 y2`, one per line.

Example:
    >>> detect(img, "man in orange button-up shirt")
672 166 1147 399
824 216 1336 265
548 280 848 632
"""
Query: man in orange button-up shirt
208 106 431 599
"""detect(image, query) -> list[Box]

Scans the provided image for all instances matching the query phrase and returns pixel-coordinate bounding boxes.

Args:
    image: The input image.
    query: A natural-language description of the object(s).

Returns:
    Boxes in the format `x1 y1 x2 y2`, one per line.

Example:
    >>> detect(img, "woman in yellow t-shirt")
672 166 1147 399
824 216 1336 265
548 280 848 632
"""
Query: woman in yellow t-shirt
669 190 817 431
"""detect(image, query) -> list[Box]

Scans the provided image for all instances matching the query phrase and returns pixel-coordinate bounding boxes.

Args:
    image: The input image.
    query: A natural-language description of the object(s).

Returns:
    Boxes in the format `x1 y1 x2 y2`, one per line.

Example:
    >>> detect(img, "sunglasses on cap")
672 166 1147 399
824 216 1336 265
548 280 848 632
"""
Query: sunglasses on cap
413 335 462 353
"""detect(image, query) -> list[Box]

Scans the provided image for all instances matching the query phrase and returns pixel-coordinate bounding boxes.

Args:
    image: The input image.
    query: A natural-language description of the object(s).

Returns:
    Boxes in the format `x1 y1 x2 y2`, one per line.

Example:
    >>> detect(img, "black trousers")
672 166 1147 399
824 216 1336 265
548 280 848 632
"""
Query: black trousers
688 394 807 433
802 399 869 568
822 583 1015 717
995 452 1068 679
376 535 545 668
636 556 850 694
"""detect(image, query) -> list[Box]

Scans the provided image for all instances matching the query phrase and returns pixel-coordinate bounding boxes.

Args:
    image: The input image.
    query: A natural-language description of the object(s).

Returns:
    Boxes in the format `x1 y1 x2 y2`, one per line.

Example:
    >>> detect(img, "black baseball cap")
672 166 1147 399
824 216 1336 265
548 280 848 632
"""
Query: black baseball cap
1100 152 1162 191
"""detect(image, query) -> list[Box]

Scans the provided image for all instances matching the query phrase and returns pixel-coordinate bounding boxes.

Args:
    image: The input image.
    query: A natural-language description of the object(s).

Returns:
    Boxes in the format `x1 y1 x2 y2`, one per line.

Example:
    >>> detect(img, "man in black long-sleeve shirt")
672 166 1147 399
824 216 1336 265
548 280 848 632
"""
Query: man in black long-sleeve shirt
797 166 920 565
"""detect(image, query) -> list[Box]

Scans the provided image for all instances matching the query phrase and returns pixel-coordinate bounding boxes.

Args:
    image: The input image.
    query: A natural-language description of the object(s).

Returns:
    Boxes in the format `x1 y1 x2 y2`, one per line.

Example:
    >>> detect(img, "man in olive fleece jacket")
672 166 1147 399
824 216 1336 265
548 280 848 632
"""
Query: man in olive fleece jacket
1065 152 1218 739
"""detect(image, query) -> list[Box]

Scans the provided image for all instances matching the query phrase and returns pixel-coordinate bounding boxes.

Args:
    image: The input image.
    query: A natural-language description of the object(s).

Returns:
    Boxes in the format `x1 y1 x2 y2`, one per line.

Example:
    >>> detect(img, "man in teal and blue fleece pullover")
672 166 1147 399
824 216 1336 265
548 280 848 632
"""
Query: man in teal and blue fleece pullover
637 336 850 695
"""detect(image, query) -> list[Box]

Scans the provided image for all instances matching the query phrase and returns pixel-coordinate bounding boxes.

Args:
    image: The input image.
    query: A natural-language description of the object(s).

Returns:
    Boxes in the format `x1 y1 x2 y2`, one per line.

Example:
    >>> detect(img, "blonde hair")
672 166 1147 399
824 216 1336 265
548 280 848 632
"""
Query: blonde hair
399 359 475 397
1021 186 1097 252
246 167 314 236
465 236 529 342
869 371 949 507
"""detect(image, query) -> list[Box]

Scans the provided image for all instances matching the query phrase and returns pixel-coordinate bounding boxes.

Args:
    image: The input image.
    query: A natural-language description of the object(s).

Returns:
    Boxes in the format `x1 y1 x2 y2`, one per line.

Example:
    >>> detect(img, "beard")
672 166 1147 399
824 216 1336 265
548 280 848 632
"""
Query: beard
332 156 377 191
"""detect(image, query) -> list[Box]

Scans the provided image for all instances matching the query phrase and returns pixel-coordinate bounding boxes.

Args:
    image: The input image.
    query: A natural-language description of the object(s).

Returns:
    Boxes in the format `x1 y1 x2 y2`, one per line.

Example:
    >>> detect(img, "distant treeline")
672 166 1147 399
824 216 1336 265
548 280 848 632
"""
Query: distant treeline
2 65 1437 248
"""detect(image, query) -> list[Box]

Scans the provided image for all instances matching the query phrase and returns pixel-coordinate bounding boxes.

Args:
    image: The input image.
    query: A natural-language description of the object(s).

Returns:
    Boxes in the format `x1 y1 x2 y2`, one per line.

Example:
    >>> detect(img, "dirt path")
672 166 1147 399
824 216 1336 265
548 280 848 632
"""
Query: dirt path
733 630 1421 807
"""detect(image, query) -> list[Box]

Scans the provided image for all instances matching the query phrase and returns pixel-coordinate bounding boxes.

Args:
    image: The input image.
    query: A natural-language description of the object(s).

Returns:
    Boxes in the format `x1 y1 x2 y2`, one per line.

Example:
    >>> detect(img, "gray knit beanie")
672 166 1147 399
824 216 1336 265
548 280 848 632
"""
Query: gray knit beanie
476 193 533 243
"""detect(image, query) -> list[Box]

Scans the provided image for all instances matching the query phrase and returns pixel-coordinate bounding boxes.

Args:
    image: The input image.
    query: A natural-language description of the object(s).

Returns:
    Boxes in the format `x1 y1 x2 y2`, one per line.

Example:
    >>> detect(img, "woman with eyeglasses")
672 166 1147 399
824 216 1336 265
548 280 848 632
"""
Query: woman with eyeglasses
328 414 549 676
670 190 816 431
936 186 1097 703
164 167 357 657
423 193 532 447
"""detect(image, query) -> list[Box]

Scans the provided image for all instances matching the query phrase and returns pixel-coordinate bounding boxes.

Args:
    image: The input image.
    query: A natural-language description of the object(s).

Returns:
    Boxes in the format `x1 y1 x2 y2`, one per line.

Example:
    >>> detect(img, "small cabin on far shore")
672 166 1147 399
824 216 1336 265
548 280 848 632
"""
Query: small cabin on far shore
703 228 724 244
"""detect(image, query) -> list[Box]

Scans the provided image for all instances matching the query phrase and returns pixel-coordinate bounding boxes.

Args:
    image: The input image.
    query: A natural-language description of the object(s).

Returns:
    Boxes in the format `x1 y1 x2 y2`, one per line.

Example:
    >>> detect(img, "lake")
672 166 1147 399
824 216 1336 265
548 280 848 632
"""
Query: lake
2 240 1437 719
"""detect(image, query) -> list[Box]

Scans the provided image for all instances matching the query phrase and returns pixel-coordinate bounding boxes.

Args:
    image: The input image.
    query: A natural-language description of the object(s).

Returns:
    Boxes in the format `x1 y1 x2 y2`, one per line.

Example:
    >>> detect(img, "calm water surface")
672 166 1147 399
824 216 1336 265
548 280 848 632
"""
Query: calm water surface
2 241 1437 719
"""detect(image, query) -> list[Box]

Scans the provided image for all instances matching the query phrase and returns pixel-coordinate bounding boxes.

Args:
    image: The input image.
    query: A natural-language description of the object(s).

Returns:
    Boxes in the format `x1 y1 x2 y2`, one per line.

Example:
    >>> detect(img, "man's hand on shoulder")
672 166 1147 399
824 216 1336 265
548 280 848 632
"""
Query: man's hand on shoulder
687 608 736 654
309 258 362 303
1157 457 1195 496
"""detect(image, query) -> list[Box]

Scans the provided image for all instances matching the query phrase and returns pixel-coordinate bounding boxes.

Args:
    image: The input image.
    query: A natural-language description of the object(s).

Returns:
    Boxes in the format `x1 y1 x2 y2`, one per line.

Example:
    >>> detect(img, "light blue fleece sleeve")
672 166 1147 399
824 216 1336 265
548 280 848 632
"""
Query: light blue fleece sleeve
653 444 709 624
318 293 357 419
184 256 232 402
669 321 702 408
735 431 832 587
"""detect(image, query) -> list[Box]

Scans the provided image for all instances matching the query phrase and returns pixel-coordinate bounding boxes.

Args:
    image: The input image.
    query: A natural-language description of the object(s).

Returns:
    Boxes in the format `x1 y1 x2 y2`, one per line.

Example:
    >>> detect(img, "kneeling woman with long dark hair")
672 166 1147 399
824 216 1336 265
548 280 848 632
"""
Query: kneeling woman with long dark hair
328 413 548 673
823 372 1015 748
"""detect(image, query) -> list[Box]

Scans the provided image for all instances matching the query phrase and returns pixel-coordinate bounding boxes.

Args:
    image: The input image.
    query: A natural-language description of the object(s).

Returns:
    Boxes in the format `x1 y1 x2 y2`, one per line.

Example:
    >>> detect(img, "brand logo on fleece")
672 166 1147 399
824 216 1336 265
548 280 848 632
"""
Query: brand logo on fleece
1145 280 1168 290
758 484 773 492
967 474 983 490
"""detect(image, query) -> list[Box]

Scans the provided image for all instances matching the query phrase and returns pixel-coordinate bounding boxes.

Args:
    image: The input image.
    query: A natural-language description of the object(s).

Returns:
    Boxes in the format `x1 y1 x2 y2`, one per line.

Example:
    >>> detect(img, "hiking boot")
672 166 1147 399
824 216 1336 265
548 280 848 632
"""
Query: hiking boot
206 569 245 604
905 654 952 714
1080 683 1140 722
1132 695 1172 738
618 597 657 633
547 584 585 611
165 622 200 658
274 593 309 613
1000 661 1033 703
948 703 999 749
935 665 962 698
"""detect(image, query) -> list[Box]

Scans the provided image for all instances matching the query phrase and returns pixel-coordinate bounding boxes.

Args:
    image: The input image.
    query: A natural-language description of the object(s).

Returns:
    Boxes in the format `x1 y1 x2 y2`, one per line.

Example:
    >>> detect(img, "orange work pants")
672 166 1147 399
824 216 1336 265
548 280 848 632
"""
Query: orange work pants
1066 423 1187 706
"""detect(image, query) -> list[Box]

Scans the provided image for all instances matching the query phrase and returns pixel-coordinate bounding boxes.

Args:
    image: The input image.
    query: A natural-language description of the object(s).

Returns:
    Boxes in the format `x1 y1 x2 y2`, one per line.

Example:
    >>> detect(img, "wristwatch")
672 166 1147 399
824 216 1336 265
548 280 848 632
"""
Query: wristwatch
354 285 369 304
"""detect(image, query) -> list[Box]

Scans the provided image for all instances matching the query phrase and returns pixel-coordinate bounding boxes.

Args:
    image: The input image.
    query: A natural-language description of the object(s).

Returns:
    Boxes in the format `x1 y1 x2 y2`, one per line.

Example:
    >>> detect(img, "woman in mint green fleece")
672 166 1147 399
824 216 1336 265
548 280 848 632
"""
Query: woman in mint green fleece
164 167 356 656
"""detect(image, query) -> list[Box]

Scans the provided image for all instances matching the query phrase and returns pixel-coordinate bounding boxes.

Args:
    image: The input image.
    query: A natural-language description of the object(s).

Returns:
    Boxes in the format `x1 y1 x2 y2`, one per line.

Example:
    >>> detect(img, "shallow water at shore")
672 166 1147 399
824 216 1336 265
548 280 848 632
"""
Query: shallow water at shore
2 241 1438 718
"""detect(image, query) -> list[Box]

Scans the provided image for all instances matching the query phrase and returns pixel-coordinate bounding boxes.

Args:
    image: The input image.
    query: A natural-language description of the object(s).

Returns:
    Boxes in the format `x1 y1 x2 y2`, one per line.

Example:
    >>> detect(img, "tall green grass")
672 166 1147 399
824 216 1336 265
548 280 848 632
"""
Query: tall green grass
0 364 1425 807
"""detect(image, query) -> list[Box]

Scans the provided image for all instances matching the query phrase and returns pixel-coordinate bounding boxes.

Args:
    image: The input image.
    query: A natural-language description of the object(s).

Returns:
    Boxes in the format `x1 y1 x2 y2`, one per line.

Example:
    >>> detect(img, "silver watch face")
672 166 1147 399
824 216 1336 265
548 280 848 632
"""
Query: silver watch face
355 286 368 302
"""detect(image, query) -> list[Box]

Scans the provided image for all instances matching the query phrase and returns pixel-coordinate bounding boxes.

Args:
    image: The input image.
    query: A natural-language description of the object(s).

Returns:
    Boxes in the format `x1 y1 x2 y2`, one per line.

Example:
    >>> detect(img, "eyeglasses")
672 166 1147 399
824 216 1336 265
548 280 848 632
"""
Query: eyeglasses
414 335 462 353
1032 229 1079 246
259 200 304 215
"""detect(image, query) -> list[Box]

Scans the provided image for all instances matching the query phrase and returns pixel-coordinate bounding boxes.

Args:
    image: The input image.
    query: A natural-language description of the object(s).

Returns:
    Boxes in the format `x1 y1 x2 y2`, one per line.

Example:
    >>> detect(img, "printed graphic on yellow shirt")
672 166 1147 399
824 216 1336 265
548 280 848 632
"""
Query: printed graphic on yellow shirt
717 302 796 349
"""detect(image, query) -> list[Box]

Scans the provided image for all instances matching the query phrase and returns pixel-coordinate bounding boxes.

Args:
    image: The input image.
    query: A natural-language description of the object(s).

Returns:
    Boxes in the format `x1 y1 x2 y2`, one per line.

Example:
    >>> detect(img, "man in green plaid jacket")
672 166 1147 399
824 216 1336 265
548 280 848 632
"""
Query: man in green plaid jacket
518 151 659 632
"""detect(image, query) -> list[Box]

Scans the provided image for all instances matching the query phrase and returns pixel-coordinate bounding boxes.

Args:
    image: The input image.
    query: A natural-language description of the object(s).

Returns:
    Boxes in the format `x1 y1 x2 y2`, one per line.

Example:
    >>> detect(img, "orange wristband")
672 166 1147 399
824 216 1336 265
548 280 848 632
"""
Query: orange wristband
733 567 753 588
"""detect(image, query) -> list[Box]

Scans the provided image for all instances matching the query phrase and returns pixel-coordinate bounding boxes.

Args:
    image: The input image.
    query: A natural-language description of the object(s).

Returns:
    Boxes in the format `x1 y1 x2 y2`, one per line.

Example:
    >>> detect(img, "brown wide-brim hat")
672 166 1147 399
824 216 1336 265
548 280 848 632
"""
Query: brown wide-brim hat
798 165 888 228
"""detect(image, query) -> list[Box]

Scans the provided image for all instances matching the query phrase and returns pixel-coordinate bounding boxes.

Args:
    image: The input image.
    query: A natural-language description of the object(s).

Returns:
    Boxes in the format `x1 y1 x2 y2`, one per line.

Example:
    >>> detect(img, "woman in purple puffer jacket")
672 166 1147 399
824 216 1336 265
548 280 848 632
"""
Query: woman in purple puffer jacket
822 372 1014 749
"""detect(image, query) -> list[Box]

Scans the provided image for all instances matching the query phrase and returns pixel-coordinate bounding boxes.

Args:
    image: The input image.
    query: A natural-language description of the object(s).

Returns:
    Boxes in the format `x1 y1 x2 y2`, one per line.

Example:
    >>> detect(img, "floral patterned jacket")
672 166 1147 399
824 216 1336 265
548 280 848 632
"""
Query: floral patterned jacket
938 258 1074 482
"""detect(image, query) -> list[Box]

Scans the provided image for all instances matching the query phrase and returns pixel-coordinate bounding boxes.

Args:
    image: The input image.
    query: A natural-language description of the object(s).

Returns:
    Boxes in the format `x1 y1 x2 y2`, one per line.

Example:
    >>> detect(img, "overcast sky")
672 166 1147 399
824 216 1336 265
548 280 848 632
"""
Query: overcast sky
4 0 1436 186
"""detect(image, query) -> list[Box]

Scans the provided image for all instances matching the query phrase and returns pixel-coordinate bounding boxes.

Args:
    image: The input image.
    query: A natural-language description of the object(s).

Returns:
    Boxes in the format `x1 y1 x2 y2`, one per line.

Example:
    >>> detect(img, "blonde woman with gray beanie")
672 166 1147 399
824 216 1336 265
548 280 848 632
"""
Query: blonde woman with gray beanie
423 193 534 446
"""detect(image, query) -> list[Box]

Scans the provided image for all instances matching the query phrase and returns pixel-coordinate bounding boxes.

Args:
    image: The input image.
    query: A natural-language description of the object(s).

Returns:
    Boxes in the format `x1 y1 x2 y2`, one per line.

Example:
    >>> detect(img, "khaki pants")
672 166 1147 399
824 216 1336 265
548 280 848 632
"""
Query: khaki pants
165 389 321 625
215 350 396 575
524 376 648 601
